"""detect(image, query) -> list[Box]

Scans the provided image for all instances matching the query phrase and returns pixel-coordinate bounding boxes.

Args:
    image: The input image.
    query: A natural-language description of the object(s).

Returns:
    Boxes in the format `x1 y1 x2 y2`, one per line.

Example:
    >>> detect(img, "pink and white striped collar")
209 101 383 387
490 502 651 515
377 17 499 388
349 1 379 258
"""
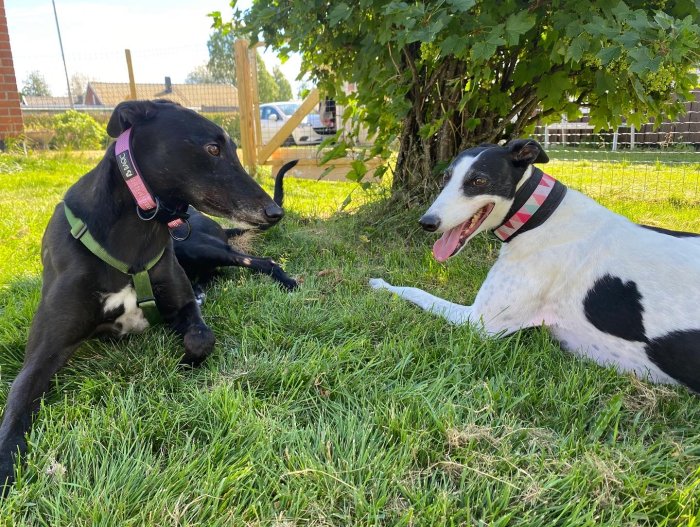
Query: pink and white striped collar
493 168 567 242
114 128 186 230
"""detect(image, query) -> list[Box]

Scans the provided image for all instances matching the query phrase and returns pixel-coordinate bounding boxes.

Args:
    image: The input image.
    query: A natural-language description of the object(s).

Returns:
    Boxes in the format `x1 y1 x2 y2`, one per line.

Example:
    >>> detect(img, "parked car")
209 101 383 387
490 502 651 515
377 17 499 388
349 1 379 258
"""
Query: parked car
259 101 332 146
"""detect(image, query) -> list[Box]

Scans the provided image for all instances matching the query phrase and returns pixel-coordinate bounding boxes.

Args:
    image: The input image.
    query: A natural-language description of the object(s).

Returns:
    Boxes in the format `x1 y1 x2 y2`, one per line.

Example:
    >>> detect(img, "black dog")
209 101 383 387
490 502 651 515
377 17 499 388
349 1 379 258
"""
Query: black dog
0 100 285 492
174 160 299 296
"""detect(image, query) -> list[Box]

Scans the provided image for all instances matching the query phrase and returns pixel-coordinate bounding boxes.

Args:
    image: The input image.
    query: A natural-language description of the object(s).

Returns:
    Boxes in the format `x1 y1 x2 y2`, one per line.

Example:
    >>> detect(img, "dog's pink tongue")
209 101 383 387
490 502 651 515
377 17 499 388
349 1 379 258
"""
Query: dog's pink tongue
432 223 464 262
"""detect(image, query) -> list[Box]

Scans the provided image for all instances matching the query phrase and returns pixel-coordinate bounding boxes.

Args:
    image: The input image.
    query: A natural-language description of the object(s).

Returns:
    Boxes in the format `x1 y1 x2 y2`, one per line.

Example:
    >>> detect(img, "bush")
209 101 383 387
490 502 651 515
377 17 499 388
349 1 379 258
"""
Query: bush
52 110 107 150
203 112 241 145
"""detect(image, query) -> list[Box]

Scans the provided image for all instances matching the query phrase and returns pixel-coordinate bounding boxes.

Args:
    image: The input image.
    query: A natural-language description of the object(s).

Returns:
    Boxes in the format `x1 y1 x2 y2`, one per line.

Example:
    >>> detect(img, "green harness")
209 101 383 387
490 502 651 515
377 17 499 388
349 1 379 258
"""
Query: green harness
63 203 164 325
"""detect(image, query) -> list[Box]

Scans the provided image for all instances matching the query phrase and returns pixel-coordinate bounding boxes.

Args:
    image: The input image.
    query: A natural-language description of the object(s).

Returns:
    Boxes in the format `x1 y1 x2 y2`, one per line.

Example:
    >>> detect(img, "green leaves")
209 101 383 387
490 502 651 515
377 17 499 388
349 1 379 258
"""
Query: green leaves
226 0 700 191
536 71 572 109
440 35 467 57
565 35 589 63
329 3 351 26
471 26 506 62
596 45 622 66
504 11 536 45
446 0 476 12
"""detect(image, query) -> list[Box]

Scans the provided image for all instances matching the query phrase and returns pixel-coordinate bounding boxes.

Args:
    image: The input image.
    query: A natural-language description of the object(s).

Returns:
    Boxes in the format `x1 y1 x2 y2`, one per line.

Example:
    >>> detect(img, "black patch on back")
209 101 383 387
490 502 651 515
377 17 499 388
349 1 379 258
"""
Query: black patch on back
639 224 700 238
646 330 700 391
584 274 646 342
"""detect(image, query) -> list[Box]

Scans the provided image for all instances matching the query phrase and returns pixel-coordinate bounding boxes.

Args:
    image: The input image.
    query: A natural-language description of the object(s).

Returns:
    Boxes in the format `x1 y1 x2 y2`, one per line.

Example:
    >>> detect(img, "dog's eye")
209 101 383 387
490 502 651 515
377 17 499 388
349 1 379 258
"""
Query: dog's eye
470 177 488 186
206 144 221 157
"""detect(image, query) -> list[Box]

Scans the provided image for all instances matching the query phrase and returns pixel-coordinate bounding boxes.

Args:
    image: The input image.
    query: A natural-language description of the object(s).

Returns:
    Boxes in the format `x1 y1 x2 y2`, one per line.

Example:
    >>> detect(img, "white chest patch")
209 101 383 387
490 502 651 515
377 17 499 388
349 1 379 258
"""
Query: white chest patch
102 285 149 335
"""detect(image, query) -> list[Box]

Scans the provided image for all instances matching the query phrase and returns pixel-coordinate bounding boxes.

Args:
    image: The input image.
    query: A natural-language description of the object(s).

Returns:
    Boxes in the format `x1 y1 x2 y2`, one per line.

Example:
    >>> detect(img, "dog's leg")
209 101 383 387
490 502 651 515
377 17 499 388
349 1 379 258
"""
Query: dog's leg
194 242 298 291
369 278 473 324
0 283 97 493
153 257 216 366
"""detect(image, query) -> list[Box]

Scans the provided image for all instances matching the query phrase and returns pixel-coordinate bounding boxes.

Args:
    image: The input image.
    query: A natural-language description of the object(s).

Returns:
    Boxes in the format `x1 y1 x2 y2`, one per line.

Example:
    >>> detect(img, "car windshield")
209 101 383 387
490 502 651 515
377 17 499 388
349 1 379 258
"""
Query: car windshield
276 103 299 116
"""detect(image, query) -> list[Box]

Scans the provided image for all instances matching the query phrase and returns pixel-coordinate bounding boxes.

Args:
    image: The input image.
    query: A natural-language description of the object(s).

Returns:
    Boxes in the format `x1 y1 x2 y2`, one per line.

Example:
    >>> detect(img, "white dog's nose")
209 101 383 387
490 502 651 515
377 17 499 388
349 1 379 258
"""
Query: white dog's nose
419 214 441 232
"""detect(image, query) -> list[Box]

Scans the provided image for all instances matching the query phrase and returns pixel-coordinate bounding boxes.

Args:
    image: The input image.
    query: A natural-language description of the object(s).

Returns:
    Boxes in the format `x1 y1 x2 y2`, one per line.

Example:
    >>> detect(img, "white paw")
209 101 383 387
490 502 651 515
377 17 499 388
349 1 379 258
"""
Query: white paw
369 278 392 290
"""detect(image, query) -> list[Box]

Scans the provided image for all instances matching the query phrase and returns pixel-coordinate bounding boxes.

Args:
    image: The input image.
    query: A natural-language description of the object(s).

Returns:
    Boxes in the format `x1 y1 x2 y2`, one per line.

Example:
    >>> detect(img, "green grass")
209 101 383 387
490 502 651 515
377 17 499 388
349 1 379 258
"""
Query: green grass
0 152 699 525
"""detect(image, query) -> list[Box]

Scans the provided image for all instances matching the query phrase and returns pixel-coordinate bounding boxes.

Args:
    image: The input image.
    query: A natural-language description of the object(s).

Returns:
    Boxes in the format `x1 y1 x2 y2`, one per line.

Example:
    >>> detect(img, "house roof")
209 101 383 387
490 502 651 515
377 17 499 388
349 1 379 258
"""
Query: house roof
86 82 239 109
21 95 73 108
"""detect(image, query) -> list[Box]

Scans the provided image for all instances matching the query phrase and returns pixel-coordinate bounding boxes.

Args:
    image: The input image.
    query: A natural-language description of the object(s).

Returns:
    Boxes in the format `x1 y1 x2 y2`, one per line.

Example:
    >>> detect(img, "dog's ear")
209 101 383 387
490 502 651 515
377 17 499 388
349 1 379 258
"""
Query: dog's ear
107 100 160 138
507 139 549 165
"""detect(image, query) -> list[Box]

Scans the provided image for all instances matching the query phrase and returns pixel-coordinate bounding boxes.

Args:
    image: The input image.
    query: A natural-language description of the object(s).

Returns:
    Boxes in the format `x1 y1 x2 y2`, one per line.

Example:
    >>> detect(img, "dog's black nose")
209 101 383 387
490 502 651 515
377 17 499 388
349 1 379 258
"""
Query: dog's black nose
419 215 441 232
264 203 284 222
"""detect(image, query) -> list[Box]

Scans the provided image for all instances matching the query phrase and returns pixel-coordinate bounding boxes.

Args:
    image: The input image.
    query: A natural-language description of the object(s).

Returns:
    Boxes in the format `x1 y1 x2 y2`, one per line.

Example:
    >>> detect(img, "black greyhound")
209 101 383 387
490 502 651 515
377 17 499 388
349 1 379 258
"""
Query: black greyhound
174 159 299 295
0 100 286 493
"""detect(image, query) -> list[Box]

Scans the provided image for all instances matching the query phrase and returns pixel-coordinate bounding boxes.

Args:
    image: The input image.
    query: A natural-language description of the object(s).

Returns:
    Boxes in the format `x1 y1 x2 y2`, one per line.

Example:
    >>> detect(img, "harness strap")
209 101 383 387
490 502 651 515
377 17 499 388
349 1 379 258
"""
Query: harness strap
64 203 164 325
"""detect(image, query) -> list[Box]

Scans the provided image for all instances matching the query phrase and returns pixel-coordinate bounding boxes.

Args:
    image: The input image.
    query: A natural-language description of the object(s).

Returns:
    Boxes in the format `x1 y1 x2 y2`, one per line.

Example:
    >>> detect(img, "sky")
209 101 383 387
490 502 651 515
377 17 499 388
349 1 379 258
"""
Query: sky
5 0 303 97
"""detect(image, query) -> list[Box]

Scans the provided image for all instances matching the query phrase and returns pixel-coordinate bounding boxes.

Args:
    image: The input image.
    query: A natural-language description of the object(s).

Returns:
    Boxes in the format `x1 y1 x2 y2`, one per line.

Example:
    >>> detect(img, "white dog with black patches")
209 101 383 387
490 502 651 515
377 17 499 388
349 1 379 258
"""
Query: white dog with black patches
370 139 700 391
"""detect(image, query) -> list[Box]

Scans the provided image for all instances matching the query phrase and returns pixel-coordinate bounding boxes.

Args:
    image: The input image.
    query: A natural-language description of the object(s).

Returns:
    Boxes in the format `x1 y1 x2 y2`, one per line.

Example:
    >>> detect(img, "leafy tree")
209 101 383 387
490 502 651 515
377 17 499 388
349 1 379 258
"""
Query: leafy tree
185 64 219 84
257 58 279 102
222 0 700 197
207 30 238 84
205 28 294 102
273 66 293 100
21 70 51 97
69 73 90 104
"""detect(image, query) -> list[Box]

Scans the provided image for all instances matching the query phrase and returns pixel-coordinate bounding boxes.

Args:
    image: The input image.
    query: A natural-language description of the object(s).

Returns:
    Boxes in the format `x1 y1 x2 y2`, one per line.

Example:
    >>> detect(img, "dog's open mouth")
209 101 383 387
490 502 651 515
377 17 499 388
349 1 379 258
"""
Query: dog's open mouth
432 203 495 262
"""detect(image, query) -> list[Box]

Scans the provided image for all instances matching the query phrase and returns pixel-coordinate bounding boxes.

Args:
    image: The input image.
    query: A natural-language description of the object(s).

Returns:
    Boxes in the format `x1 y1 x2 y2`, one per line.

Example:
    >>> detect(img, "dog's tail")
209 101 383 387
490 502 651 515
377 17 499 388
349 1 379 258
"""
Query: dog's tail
273 159 298 206
224 160 298 238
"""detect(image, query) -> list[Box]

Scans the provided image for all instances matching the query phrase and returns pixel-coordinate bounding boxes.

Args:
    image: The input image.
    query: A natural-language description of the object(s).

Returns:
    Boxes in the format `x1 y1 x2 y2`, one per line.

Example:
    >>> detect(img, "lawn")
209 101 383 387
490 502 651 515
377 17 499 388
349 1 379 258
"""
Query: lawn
0 152 698 526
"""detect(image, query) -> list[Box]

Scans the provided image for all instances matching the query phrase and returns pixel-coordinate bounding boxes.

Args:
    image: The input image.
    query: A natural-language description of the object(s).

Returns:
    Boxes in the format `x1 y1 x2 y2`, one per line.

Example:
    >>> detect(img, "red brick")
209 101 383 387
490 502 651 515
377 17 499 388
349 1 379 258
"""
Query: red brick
0 5 23 140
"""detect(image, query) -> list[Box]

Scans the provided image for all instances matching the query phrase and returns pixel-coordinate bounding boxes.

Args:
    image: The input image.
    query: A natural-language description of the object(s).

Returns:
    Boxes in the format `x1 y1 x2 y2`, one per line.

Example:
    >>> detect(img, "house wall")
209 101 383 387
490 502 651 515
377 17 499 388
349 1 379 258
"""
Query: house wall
84 87 99 106
0 0 23 147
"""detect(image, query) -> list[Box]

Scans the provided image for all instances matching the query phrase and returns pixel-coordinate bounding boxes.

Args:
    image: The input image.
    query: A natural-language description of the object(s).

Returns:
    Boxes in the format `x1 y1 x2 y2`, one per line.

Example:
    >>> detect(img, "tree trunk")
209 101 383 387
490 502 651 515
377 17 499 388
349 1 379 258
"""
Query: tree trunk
392 53 537 201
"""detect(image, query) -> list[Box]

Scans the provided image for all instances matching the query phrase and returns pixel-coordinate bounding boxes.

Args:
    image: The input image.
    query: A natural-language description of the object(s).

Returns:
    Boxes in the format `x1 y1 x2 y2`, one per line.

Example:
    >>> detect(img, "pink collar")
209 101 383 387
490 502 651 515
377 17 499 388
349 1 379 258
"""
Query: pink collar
494 169 567 242
114 128 185 230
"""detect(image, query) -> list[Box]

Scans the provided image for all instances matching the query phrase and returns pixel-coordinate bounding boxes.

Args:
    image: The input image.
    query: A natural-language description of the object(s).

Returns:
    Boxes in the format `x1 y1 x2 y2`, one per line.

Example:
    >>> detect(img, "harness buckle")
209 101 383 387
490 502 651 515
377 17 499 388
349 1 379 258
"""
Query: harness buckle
70 222 88 240
137 297 156 309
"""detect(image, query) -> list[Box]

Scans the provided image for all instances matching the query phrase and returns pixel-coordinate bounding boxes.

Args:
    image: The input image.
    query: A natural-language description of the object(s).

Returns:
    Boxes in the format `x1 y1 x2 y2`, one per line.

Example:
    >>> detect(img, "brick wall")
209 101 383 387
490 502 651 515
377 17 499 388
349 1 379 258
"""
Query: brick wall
0 0 23 148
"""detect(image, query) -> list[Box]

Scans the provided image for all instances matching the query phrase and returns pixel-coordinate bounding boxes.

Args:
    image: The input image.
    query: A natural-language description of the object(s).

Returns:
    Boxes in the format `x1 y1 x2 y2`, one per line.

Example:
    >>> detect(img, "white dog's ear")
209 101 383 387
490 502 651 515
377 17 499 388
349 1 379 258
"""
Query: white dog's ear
507 139 549 165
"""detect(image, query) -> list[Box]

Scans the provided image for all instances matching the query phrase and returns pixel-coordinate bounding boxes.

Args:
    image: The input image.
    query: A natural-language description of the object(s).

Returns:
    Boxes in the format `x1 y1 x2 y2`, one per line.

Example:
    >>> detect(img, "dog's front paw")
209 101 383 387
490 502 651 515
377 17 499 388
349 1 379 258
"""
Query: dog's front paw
182 324 215 366
369 278 392 290
282 278 299 291
0 456 16 498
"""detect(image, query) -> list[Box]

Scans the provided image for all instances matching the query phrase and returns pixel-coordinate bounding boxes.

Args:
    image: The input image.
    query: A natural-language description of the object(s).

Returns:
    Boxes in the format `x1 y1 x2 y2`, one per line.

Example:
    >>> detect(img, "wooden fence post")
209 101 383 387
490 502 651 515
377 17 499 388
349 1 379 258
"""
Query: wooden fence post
234 39 257 169
125 49 137 100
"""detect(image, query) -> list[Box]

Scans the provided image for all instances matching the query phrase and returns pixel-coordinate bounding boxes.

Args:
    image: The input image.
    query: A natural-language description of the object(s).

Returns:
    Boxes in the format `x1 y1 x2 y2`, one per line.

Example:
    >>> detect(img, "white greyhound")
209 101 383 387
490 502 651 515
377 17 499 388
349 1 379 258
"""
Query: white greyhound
370 139 700 391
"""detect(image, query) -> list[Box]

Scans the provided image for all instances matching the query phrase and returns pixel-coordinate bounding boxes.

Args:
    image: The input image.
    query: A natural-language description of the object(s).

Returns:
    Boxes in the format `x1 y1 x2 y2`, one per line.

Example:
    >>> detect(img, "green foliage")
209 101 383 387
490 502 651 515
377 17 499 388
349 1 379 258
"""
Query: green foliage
69 73 90 104
256 58 279 103
20 70 51 97
205 28 294 103
51 111 107 150
203 112 241 144
273 65 293 101
223 0 700 195
185 64 219 84
206 29 238 84
1 152 700 523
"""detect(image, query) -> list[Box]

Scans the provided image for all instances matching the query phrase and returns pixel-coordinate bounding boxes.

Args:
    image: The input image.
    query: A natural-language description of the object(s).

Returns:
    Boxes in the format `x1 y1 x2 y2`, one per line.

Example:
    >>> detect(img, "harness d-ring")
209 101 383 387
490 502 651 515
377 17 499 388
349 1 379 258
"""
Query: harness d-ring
136 197 160 221
169 219 192 241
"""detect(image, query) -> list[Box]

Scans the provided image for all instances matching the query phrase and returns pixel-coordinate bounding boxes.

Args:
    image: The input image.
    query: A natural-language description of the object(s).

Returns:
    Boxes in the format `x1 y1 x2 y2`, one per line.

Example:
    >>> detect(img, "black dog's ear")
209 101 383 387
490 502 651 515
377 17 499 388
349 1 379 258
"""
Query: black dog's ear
507 139 549 165
106 100 160 138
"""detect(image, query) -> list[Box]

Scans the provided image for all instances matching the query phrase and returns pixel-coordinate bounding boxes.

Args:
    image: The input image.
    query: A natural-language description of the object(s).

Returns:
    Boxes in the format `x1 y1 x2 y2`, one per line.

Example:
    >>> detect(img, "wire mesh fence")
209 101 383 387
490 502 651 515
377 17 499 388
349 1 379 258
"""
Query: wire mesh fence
531 125 700 204
9 40 700 203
